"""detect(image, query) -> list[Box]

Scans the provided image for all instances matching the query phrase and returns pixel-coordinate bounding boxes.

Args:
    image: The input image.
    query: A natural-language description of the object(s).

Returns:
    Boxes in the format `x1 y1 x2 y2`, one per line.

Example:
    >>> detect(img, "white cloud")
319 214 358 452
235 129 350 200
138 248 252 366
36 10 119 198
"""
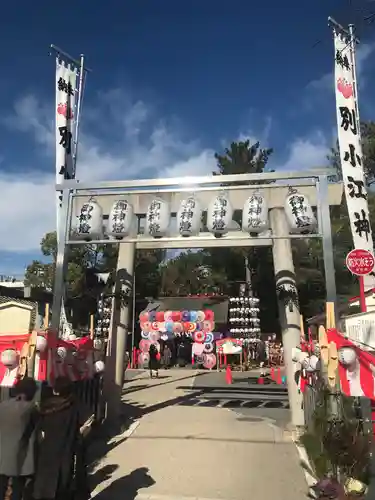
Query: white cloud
0 90 216 252
307 42 375 92
275 131 330 170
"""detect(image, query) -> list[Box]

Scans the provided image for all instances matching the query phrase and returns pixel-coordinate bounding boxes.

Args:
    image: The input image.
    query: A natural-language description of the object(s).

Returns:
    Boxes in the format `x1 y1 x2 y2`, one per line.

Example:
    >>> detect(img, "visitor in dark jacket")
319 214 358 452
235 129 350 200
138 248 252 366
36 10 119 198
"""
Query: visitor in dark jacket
33 376 89 500
149 344 160 378
0 376 37 500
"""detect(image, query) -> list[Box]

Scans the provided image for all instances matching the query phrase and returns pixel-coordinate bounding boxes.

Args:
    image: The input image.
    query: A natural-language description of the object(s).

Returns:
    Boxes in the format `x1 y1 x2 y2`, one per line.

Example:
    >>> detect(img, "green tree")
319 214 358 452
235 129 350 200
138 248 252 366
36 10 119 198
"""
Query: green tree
209 139 281 332
328 121 375 185
25 232 165 325
214 140 274 183
160 250 227 296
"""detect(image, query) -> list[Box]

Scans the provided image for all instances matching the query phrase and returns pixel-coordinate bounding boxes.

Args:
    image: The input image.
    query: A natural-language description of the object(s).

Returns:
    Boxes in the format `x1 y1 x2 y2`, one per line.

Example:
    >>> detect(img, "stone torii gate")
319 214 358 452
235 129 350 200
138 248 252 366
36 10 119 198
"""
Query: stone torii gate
51 168 342 426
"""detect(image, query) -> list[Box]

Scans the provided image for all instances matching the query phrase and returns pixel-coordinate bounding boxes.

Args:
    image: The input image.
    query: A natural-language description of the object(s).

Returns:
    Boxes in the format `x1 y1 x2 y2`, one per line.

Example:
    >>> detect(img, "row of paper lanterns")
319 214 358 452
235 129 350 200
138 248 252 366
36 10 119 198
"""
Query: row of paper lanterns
72 189 317 240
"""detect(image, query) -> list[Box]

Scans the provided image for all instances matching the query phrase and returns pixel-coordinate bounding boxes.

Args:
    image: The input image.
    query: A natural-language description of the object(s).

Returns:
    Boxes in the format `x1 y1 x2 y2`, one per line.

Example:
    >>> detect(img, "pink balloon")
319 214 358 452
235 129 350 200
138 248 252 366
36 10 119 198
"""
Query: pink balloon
203 353 216 369
139 339 151 353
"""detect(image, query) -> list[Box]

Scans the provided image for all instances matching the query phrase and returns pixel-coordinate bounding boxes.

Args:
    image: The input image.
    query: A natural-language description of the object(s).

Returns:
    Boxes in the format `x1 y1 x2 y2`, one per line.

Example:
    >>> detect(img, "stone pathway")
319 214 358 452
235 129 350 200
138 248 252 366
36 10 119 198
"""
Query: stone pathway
89 370 307 500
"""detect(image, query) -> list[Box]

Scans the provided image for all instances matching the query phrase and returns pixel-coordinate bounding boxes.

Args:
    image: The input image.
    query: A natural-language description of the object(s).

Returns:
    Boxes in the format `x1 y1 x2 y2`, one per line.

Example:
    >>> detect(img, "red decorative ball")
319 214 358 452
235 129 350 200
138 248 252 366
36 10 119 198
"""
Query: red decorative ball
156 311 165 322
172 311 182 322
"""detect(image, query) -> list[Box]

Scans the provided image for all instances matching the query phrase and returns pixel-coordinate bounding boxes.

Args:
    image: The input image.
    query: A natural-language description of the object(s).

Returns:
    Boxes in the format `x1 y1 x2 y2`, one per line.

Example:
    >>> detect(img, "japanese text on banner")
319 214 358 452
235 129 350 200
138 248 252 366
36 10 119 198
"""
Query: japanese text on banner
334 30 375 288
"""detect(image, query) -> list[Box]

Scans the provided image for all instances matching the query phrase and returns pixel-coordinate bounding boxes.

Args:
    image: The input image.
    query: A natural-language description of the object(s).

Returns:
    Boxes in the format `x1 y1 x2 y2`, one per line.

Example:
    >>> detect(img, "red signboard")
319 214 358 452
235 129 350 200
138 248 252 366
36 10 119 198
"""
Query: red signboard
346 249 375 276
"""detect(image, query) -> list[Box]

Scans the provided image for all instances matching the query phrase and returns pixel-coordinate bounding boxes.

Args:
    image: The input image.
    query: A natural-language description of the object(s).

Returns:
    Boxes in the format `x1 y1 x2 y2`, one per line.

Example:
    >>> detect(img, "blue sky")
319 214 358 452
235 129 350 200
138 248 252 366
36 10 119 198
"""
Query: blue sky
2 0 375 276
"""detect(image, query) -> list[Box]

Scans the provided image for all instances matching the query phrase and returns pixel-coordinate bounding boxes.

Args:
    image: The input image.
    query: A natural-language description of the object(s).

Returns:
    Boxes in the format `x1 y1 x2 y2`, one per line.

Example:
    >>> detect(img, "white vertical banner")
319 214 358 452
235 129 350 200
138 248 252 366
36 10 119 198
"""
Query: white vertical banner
55 59 78 338
334 29 375 290
55 59 78 230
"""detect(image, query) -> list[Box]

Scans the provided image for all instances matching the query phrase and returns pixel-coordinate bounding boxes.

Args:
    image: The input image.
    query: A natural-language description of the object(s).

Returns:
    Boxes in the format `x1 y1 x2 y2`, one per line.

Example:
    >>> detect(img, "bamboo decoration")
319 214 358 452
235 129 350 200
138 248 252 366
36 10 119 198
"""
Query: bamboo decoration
90 314 94 340
17 341 29 379
27 330 37 378
44 303 50 330
319 325 329 367
327 341 338 388
300 314 305 341
326 301 336 330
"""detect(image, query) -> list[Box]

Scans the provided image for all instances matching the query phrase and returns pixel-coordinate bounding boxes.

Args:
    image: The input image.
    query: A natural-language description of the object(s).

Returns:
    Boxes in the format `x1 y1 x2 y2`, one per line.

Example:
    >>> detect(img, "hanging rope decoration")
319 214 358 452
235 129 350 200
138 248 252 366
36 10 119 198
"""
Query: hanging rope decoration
276 283 299 312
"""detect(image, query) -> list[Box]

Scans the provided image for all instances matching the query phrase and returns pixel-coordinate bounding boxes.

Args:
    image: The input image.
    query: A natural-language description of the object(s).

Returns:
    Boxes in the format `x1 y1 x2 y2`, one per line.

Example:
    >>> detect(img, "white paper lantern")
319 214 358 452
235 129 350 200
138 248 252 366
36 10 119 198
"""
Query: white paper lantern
36 335 48 352
1 349 18 367
95 360 105 373
338 347 357 367
145 198 170 237
74 200 103 240
284 188 317 234
177 196 201 237
242 191 268 234
57 346 67 359
306 355 320 372
93 339 103 351
207 194 233 236
107 199 134 239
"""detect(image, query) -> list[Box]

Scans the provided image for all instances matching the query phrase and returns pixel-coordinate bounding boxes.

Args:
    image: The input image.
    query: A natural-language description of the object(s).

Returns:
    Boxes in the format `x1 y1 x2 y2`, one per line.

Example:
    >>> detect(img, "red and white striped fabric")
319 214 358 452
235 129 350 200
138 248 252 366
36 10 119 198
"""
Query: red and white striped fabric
0 331 95 387
327 329 375 400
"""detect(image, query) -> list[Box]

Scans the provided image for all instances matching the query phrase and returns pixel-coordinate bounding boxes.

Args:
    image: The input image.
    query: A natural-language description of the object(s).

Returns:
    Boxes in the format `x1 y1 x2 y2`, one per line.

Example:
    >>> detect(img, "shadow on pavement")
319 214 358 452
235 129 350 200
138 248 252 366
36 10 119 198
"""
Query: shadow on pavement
123 371 207 394
89 464 119 492
92 467 155 500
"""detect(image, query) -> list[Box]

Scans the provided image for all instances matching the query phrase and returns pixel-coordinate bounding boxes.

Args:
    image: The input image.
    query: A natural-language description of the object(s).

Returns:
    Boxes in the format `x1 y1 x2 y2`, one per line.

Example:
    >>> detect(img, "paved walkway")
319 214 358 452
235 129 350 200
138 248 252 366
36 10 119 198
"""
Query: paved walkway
89 370 307 500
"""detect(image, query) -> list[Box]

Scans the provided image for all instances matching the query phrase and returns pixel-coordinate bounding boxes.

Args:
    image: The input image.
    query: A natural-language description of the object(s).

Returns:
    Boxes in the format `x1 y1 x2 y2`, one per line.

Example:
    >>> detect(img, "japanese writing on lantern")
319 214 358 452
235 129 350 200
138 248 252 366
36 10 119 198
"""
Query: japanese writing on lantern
57 77 75 96
288 195 312 228
335 50 350 71
212 219 225 231
148 222 161 235
179 220 192 232
78 204 93 234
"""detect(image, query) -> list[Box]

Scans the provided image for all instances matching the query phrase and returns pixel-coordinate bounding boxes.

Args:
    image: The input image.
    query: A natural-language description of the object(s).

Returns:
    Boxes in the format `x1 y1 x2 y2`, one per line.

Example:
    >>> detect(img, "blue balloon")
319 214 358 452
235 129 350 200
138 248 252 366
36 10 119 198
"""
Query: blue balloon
148 311 156 322
165 321 174 333
190 311 198 322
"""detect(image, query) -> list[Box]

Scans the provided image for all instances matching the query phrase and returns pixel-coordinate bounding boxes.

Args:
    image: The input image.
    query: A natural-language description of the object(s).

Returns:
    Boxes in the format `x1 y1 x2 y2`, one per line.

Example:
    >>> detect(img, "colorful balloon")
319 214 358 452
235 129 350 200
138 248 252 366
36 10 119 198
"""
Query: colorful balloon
205 332 214 343
164 310 173 320
173 322 183 334
204 310 214 321
139 312 149 323
203 342 214 353
203 353 216 369
196 311 205 322
172 311 182 322
139 339 151 353
165 321 174 333
181 310 190 322
194 331 206 344
141 321 151 333
190 311 198 322
155 311 165 322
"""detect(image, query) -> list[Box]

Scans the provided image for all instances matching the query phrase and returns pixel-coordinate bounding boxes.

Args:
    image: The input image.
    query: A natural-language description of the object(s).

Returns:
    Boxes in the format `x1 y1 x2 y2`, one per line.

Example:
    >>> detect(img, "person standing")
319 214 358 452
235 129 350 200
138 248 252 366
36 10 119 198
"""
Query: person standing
0 377 38 500
257 339 267 372
162 345 172 369
33 376 89 500
148 345 160 378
